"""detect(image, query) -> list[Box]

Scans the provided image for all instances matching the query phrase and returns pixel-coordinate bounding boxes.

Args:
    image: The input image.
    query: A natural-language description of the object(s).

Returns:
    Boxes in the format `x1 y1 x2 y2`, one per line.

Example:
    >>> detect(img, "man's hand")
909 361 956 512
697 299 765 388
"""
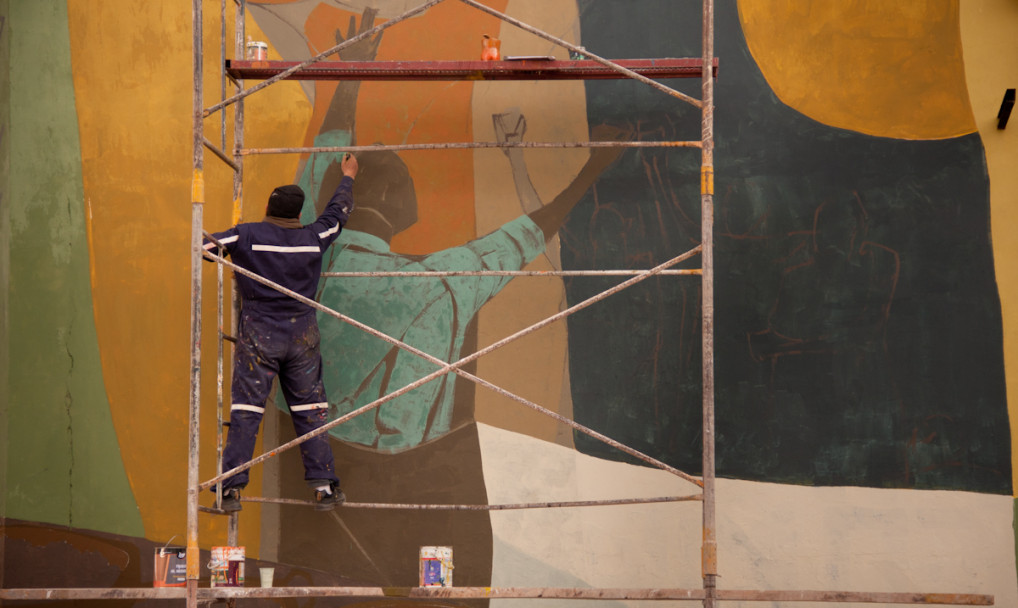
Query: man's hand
342 153 359 178
493 109 527 159
587 123 636 174
336 8 382 62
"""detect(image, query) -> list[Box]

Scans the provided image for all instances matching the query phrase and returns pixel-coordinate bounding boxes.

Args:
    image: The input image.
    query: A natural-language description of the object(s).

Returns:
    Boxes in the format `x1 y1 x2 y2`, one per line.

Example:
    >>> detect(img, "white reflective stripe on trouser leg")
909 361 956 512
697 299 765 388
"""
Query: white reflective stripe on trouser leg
289 402 328 412
231 404 266 414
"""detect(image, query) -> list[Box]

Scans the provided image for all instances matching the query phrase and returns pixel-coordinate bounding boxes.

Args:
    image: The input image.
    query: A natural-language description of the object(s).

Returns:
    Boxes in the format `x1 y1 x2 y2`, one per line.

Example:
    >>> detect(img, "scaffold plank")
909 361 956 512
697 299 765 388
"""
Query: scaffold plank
0 586 994 604
225 58 718 82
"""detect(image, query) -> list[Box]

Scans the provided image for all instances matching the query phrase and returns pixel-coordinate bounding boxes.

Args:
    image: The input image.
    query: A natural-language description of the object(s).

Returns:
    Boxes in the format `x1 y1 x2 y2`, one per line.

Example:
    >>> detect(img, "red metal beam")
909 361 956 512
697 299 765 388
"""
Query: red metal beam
225 58 718 82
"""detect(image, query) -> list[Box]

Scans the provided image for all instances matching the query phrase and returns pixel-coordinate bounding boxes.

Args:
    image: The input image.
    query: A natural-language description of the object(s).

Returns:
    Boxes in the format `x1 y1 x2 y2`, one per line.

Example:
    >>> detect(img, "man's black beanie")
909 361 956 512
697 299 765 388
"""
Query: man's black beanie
267 185 305 219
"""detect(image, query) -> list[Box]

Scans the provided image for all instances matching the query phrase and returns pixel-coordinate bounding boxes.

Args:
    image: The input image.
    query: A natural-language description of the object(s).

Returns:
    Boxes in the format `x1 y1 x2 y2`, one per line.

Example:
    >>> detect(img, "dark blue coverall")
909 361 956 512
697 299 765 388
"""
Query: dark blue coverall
203 177 354 492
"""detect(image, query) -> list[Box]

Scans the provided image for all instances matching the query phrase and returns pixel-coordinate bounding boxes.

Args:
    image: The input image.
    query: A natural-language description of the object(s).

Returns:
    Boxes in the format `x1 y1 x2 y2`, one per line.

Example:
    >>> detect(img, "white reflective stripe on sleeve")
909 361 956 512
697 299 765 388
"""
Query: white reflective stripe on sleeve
231 403 266 414
318 224 340 240
252 244 321 253
290 402 329 412
205 234 239 250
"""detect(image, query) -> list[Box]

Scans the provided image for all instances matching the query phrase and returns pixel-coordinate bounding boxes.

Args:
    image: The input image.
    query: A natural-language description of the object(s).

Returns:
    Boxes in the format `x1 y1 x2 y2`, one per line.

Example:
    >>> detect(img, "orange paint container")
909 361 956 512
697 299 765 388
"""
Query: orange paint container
481 36 500 61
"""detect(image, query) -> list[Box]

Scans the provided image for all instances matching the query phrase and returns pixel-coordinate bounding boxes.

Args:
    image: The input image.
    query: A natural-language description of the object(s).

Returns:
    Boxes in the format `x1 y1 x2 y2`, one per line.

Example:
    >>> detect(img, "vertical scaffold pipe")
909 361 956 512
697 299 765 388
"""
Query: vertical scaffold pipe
188 1 204 607
227 0 247 552
700 0 717 607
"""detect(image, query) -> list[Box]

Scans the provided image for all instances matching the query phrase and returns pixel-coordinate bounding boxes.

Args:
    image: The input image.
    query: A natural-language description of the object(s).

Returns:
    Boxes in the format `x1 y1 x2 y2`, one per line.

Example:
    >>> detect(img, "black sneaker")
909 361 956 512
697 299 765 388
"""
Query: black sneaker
220 488 242 513
314 484 346 511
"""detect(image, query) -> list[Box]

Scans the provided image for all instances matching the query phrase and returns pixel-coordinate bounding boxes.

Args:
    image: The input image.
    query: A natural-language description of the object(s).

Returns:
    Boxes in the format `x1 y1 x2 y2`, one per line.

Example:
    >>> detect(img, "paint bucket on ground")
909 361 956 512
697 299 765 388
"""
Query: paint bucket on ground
210 546 245 587
246 41 268 61
153 545 187 587
419 546 453 587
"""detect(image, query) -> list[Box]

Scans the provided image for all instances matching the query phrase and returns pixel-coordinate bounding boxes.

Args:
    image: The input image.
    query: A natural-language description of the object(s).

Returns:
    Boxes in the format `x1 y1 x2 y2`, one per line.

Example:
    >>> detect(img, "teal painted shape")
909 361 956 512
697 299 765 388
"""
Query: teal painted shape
314 218 544 452
294 130 546 453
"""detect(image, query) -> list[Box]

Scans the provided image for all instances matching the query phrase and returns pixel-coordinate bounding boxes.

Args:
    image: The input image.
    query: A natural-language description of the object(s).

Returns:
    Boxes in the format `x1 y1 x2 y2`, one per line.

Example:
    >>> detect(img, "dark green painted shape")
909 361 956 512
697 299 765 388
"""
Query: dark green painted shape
567 0 1011 493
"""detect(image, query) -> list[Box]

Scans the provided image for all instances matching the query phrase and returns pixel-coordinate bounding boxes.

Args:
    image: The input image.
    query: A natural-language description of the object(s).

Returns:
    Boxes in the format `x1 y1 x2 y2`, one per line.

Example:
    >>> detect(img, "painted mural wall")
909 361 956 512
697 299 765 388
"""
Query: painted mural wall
3 0 1018 606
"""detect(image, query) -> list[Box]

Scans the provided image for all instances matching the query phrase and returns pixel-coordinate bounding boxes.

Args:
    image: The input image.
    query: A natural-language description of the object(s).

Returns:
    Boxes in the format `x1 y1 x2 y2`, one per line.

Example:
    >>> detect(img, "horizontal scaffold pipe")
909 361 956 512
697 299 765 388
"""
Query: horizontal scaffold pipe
322 269 701 278
239 140 701 155
240 494 703 511
199 242 704 490
0 587 994 604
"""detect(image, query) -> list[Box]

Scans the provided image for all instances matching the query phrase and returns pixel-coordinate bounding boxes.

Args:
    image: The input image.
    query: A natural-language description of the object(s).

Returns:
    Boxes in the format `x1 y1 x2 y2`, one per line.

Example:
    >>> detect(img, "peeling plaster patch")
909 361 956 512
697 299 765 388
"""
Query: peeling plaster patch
60 324 76 526
0 124 6 209
48 195 76 266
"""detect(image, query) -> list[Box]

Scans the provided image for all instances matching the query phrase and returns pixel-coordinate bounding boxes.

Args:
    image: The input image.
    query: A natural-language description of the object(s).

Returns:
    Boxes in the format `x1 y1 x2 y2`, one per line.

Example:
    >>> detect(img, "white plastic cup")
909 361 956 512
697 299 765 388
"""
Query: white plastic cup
259 567 274 588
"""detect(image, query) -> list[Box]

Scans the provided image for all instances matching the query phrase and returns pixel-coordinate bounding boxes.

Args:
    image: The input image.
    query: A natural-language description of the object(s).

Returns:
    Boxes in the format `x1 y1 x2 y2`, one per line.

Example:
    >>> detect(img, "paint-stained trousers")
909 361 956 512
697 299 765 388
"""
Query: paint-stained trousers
221 309 340 491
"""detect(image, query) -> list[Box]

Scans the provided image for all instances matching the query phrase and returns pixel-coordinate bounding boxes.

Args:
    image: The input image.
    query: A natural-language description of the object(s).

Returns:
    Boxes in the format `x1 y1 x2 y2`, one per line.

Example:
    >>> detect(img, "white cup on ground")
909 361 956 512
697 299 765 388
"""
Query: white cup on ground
259 567 274 588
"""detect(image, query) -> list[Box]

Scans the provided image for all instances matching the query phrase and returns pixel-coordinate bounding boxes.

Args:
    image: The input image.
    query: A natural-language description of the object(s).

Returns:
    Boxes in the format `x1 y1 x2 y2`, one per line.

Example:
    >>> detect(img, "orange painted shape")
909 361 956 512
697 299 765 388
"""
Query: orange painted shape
303 0 507 254
69 0 307 552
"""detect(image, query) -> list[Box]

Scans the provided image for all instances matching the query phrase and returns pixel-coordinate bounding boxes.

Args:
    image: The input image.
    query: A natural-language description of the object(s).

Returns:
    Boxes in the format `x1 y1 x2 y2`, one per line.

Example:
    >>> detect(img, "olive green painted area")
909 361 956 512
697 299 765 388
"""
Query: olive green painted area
6 1 143 536
1 0 10 530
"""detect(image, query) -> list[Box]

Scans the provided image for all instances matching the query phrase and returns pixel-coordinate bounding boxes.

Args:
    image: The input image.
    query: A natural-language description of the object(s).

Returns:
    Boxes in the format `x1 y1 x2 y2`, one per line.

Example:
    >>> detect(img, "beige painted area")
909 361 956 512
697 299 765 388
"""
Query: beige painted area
478 423 1018 608
70 0 309 551
960 0 1018 493
739 1 975 140
473 0 588 447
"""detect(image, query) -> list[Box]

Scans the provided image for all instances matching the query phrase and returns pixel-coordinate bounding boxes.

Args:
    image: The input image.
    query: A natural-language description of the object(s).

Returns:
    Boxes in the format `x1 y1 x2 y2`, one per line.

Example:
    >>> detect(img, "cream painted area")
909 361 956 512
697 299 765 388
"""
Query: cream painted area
478 423 1017 608
960 0 1018 493
472 0 588 447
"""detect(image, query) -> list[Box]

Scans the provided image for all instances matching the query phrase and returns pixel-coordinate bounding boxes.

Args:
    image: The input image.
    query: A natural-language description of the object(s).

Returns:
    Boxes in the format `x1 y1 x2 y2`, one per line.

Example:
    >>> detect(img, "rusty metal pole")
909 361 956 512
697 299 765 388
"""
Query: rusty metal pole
188 0 204 606
700 0 717 607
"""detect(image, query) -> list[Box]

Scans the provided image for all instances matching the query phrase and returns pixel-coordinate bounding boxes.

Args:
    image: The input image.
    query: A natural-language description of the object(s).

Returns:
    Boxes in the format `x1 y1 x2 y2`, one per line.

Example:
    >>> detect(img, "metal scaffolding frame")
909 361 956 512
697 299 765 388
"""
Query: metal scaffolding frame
0 0 995 606
190 2 722 606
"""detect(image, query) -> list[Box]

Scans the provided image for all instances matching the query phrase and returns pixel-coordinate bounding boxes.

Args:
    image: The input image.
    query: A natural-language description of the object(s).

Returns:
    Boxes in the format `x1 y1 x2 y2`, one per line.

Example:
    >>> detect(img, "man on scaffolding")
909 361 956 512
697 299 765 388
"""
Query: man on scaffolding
203 153 359 512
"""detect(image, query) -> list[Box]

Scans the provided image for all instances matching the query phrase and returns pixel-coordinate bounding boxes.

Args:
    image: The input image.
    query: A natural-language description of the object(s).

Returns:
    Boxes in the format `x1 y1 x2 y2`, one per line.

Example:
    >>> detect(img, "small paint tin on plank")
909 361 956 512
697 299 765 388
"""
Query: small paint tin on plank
153 546 186 587
246 41 268 61
419 546 453 587
209 546 245 587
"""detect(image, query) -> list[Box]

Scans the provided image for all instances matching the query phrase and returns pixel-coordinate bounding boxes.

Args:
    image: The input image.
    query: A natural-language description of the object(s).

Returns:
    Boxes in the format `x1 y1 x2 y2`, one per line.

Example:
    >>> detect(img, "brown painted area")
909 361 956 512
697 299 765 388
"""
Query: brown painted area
276 418 492 593
1 519 377 607
739 0 975 139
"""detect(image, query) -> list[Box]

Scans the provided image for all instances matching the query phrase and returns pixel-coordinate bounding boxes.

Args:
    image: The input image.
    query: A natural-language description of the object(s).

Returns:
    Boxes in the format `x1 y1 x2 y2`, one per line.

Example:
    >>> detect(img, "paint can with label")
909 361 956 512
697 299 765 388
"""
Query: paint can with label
246 41 268 61
153 546 187 587
210 546 245 587
419 546 453 587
